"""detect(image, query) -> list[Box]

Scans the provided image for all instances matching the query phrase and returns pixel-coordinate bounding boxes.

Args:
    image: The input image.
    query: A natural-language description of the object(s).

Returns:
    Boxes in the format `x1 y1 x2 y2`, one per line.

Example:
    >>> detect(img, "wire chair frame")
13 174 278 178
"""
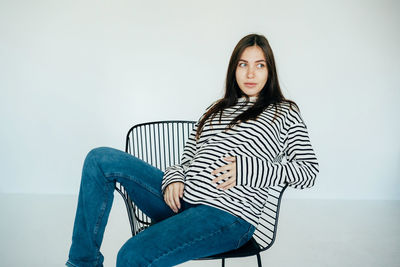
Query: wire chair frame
114 120 288 267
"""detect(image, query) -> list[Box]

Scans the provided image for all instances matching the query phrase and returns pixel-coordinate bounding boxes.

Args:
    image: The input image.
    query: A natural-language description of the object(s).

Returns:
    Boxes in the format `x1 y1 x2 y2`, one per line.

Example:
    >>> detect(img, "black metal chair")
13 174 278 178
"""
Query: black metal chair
115 120 289 267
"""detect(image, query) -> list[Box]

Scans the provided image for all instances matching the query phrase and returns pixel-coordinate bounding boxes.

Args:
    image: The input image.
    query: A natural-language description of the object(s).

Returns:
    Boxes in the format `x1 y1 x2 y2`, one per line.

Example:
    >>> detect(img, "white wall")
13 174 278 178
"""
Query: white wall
0 0 399 199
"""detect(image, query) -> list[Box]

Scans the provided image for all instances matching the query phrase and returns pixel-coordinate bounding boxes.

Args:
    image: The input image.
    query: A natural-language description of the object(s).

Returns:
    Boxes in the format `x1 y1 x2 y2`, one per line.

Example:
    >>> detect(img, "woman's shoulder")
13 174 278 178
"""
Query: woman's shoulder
262 100 304 124
280 100 305 125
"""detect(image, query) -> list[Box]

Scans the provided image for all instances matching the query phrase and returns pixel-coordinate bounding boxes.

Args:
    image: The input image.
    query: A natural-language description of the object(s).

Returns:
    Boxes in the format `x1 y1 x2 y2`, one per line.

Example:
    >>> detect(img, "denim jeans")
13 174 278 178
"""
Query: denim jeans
66 146 256 267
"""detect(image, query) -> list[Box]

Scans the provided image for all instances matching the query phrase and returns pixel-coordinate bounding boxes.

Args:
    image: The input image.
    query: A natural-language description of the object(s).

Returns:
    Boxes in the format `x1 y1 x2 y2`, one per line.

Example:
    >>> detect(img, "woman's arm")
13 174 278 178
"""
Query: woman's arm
235 120 319 189
161 100 217 195
161 123 198 195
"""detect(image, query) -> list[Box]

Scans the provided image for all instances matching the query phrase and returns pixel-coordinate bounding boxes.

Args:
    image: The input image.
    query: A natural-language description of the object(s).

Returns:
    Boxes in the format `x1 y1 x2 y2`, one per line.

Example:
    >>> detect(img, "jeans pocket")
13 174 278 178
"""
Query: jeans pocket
235 223 256 249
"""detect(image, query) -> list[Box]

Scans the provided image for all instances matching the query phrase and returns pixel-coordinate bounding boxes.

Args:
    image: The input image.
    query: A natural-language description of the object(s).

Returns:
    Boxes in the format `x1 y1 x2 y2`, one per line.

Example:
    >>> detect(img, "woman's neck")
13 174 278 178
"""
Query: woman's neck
238 95 258 102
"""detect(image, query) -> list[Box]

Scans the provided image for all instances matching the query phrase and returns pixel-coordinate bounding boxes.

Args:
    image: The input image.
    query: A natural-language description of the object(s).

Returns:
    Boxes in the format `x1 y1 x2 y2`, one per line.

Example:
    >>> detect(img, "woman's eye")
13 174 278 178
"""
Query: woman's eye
238 62 265 68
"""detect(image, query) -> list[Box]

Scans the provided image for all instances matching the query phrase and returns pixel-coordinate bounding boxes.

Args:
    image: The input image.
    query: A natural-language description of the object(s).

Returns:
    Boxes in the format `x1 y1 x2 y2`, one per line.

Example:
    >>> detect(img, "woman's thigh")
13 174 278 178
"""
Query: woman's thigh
116 204 256 267
89 146 179 222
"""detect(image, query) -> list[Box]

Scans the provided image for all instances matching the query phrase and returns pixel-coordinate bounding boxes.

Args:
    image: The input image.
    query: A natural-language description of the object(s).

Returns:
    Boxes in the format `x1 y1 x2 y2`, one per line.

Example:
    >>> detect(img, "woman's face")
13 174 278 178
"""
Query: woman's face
235 45 268 98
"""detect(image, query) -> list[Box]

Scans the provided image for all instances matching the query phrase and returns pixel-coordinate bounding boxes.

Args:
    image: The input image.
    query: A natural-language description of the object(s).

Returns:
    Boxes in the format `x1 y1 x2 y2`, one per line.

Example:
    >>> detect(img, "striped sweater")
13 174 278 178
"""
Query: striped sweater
161 96 319 247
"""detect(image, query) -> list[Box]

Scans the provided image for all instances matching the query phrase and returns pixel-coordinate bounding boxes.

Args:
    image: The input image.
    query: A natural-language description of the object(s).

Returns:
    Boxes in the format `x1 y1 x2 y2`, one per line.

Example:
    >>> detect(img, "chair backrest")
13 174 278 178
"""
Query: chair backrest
125 120 196 171
116 120 288 251
115 120 196 236
253 184 287 250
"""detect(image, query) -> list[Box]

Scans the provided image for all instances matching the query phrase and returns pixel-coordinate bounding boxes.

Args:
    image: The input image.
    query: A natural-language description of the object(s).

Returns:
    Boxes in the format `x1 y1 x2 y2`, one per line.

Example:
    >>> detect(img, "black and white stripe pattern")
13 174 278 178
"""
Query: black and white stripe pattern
161 96 319 249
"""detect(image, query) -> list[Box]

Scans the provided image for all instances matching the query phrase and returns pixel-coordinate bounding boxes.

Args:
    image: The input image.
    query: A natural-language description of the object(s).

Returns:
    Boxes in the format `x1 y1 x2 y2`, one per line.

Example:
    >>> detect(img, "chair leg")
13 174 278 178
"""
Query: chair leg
256 253 262 267
221 258 225 267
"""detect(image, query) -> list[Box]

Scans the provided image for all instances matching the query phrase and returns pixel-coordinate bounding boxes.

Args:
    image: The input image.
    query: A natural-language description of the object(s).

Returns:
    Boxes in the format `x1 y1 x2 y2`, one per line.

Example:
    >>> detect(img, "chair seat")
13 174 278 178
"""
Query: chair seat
119 120 289 267
195 237 261 260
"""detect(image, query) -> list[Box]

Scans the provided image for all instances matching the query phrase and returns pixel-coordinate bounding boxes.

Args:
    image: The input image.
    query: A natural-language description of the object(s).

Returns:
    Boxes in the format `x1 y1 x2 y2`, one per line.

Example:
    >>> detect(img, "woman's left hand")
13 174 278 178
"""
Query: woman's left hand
211 156 237 190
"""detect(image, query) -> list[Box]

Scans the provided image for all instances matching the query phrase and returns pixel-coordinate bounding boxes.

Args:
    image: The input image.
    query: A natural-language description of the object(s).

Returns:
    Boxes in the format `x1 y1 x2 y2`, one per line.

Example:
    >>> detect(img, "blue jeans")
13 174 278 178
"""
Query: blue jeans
66 146 256 267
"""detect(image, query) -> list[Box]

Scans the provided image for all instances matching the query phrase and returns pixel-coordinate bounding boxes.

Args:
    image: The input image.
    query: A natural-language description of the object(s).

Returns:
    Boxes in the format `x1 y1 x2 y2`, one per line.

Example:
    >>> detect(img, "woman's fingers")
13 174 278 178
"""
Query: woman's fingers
163 182 184 213
168 186 178 212
173 186 181 210
211 156 236 176
179 183 184 198
211 159 237 190
218 176 236 190
212 165 236 183
164 188 171 209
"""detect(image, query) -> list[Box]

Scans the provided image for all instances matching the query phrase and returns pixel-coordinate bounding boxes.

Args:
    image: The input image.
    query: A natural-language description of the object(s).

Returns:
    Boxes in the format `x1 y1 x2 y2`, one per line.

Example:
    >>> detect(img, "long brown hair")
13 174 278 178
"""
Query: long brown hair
195 33 299 141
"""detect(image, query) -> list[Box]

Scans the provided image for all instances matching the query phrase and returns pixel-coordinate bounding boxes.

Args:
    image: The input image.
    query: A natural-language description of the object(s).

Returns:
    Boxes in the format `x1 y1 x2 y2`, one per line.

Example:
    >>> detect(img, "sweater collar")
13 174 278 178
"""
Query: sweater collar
238 95 258 103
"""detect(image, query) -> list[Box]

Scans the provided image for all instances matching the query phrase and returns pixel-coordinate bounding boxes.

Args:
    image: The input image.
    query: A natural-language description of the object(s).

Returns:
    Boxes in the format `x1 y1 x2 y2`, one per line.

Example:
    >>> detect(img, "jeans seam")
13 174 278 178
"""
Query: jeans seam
65 260 78 267
92 188 111 267
92 154 110 186
106 172 163 200
148 219 242 266
91 157 113 267
93 198 107 236
235 224 255 249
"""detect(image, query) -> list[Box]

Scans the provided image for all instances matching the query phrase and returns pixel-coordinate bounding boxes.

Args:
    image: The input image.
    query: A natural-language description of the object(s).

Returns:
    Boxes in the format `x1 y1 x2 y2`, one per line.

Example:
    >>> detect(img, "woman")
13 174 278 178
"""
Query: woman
66 33 319 267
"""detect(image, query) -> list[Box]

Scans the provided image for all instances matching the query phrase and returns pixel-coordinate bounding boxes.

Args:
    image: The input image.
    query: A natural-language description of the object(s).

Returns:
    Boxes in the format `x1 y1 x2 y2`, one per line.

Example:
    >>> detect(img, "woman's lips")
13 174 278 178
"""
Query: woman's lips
244 83 257 87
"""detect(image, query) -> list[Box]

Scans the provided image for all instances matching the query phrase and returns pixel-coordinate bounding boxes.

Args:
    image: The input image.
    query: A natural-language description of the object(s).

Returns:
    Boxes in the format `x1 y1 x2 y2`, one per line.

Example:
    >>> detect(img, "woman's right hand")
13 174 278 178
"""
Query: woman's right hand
163 181 184 213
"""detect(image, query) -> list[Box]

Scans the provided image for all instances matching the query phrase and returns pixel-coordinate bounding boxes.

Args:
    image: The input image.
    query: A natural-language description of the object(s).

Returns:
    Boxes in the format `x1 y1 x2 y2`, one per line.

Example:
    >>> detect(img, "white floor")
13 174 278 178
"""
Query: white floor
1 193 399 267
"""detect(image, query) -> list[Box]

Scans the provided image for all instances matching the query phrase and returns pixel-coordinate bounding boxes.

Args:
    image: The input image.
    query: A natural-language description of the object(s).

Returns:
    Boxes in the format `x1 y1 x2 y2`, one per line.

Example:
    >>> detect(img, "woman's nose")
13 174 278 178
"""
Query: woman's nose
247 67 255 78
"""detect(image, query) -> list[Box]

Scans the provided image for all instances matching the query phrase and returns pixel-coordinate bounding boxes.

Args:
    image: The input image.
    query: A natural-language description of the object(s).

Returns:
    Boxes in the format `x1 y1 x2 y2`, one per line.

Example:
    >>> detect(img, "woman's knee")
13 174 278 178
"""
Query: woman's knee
116 239 146 267
82 147 115 173
87 146 112 159
85 146 118 164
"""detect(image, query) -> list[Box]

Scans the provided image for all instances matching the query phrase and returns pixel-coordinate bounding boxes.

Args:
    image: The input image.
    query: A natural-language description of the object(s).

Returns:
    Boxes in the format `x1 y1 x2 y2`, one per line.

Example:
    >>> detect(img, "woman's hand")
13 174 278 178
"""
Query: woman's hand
164 181 184 213
211 156 237 190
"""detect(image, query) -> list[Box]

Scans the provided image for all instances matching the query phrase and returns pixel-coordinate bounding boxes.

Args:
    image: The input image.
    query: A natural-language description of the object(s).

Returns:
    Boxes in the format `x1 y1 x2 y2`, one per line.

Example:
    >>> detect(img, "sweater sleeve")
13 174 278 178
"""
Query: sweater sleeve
235 120 319 189
160 122 198 195
161 100 218 195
